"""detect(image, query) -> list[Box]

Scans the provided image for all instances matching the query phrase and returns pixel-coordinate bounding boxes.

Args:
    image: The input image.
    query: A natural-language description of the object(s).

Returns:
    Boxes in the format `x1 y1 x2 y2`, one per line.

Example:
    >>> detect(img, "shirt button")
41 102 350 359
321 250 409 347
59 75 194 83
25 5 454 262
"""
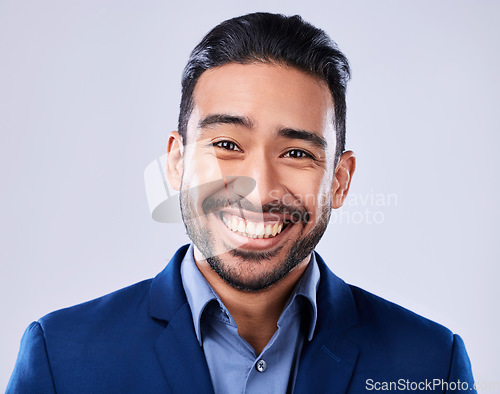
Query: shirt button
256 359 267 373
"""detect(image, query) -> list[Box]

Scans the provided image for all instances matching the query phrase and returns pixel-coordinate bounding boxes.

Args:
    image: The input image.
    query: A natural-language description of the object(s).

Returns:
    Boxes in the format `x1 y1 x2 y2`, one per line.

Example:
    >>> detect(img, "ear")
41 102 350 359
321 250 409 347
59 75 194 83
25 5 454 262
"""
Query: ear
332 151 356 209
166 131 184 191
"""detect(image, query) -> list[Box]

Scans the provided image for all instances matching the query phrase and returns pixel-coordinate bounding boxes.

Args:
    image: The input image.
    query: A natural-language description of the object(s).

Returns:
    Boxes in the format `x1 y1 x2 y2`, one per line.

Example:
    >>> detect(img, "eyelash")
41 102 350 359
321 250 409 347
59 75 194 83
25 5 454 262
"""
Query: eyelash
281 149 314 160
212 140 315 160
213 140 242 152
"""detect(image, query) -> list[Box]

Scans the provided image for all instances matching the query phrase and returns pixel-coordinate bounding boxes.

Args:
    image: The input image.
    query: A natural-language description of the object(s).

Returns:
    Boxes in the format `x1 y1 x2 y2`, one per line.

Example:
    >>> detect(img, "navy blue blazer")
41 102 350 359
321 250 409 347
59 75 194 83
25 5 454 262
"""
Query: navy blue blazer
8 245 476 393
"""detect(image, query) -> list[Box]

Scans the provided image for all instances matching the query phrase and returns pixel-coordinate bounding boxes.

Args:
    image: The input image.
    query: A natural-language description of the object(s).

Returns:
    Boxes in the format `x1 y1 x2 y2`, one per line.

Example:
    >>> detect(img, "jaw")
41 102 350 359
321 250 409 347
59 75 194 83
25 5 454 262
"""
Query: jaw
190 207 327 292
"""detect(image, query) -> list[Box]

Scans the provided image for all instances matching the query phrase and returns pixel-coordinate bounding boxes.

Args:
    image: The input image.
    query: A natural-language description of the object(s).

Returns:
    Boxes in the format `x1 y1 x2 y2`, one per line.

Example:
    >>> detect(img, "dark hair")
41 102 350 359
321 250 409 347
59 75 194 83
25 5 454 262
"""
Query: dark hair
178 12 350 164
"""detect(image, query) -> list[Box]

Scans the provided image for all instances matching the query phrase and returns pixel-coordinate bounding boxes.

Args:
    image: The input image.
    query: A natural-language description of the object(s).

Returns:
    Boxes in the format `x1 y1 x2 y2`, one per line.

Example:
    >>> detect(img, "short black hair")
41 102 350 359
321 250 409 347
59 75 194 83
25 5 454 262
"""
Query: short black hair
178 12 350 164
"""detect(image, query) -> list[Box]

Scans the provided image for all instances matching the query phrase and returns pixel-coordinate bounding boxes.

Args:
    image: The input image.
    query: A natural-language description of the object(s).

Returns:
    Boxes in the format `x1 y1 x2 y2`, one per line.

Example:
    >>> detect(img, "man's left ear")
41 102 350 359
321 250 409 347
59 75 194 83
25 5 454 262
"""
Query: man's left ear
332 151 356 209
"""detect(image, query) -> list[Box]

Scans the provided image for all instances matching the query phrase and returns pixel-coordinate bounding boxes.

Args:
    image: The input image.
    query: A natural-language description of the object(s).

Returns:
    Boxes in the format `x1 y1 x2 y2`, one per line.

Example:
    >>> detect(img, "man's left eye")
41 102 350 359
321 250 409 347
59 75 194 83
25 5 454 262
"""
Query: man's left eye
282 149 314 159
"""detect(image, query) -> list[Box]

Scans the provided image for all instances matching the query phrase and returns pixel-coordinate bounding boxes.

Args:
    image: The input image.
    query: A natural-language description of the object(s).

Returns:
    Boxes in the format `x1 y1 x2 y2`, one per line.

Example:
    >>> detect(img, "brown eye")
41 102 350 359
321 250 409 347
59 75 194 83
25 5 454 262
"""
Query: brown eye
214 140 241 152
283 149 313 159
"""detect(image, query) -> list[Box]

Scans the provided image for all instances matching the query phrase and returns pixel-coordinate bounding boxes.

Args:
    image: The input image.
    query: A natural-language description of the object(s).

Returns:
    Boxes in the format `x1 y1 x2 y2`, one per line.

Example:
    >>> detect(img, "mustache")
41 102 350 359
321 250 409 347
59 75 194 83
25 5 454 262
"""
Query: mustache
202 195 311 223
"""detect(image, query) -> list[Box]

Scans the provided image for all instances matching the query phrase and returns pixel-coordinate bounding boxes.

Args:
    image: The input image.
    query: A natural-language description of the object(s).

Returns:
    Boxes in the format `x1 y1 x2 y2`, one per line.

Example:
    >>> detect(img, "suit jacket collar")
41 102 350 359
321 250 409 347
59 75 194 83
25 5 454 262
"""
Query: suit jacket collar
294 251 360 393
150 244 190 322
149 244 214 394
149 245 360 393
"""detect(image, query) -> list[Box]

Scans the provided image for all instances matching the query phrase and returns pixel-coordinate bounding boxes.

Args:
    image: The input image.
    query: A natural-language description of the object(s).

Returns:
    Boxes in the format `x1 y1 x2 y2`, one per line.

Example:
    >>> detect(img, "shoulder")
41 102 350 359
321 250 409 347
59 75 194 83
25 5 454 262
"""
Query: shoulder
335 284 475 384
36 244 191 341
39 278 154 332
34 278 165 360
27 276 175 388
315 254 455 351
344 283 458 373
348 283 453 341
314 254 463 374
7 247 191 392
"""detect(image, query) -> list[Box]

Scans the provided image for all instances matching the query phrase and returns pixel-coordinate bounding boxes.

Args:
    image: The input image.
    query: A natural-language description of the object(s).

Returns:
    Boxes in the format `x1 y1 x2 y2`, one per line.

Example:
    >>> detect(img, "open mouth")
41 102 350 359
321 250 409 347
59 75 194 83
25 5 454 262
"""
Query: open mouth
219 211 289 239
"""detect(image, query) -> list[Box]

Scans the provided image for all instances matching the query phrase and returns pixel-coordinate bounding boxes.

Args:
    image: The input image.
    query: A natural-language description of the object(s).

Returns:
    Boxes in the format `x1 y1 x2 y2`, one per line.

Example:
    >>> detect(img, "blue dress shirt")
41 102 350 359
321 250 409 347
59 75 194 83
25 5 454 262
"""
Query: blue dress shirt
180 245 320 394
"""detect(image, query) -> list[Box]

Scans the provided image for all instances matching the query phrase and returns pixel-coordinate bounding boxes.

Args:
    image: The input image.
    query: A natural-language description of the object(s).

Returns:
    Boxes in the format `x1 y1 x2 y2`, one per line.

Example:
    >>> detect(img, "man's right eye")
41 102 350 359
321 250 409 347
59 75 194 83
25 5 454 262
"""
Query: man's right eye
213 140 242 152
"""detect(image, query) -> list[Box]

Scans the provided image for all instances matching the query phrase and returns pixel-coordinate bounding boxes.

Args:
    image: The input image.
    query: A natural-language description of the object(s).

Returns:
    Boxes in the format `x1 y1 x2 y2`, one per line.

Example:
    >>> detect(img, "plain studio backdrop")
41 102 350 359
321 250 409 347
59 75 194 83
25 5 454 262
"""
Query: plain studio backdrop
1 0 498 391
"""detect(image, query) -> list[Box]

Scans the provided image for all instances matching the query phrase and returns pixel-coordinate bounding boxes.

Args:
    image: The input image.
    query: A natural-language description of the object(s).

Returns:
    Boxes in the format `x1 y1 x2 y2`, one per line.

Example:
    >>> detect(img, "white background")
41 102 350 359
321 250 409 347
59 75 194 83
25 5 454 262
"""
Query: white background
1 0 499 391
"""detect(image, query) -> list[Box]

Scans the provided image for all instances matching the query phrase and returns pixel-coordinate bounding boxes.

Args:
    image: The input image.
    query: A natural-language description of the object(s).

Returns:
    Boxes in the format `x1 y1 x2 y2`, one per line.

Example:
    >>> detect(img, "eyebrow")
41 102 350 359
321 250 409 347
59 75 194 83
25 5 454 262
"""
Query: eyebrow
278 128 327 150
198 113 327 150
198 114 254 129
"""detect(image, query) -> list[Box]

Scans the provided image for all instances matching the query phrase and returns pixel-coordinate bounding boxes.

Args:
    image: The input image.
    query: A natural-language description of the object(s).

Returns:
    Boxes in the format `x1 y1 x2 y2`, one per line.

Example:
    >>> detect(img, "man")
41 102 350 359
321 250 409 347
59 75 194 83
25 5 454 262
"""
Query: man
8 12 475 393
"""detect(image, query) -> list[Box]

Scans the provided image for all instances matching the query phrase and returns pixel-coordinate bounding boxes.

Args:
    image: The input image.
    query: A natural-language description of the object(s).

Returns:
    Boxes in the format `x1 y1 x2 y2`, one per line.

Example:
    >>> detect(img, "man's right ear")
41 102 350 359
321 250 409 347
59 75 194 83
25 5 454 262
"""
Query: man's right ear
166 131 184 191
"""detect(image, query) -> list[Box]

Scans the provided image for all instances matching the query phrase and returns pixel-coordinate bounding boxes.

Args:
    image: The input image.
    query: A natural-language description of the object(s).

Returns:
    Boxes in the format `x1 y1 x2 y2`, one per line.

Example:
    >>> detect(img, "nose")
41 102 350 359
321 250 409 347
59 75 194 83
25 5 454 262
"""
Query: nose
238 154 286 208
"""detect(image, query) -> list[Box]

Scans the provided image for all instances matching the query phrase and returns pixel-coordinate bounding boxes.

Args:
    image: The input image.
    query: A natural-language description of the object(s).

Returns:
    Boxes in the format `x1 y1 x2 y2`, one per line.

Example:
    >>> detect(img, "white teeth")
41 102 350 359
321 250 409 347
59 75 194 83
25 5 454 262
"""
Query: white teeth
246 222 255 236
231 216 238 231
264 224 272 238
222 213 285 239
255 222 265 238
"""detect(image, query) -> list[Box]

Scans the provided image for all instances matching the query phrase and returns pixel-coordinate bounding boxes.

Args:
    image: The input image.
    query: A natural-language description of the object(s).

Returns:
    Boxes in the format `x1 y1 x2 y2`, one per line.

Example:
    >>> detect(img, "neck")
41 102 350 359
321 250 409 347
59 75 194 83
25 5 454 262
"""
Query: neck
193 247 310 355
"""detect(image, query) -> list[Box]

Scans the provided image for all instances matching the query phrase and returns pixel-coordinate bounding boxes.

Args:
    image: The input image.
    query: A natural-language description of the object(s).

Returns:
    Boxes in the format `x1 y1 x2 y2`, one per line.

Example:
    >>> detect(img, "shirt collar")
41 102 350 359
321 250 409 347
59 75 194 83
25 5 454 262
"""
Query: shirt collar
180 245 220 343
180 244 320 344
286 251 320 341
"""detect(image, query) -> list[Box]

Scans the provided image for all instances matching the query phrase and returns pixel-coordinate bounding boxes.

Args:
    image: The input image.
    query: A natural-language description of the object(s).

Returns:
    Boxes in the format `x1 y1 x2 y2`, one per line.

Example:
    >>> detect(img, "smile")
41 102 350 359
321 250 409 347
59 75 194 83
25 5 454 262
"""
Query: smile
220 212 287 239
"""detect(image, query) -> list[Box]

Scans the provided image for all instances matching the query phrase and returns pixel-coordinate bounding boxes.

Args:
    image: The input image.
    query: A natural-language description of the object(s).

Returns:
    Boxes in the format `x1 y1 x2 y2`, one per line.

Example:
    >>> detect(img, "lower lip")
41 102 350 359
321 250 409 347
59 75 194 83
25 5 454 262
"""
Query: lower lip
215 213 294 251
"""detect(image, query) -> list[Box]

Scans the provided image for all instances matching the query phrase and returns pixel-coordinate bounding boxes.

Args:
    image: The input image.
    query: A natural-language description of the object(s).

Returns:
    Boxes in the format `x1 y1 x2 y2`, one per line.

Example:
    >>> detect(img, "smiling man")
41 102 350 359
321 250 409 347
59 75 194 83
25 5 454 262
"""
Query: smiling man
8 12 476 394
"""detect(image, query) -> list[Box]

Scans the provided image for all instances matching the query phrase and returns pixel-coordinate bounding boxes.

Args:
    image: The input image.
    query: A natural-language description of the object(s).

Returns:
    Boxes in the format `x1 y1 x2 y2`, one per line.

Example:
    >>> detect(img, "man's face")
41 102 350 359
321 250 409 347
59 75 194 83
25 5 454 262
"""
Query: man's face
174 63 340 291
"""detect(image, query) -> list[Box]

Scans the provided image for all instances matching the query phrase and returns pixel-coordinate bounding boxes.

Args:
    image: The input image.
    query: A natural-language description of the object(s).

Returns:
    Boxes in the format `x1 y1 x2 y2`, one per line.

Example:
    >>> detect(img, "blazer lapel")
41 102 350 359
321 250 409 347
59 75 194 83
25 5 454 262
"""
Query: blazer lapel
149 245 214 394
294 253 360 394
154 303 214 394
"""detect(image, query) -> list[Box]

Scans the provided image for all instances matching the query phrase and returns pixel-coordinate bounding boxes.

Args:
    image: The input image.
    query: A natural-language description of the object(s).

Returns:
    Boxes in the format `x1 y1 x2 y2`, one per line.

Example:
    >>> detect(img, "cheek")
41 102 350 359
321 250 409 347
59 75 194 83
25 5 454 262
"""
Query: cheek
184 147 225 187
194 160 224 185
282 171 332 214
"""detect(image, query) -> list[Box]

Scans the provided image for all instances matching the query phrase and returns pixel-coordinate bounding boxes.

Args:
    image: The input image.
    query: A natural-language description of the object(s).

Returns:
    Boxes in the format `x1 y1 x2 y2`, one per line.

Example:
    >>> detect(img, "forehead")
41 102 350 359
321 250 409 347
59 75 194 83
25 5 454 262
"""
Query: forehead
188 63 335 141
